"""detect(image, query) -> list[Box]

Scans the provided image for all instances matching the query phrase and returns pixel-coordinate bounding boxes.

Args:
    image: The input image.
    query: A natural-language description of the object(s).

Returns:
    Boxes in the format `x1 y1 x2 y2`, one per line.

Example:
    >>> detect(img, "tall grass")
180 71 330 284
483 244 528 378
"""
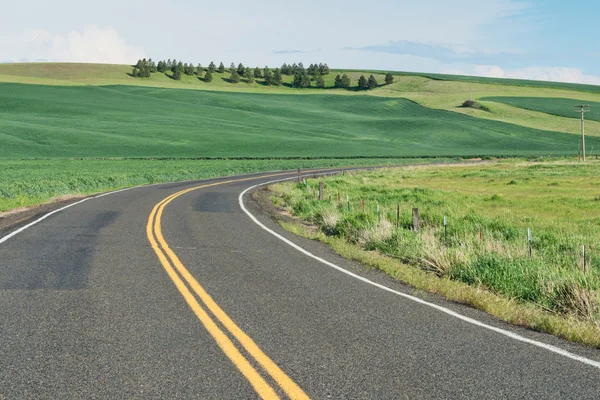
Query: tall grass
271 160 600 322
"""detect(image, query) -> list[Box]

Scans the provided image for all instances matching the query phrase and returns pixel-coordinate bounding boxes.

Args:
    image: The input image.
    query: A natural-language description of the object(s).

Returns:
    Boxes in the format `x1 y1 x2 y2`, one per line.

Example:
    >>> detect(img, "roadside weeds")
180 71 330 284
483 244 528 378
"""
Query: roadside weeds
256 187 600 349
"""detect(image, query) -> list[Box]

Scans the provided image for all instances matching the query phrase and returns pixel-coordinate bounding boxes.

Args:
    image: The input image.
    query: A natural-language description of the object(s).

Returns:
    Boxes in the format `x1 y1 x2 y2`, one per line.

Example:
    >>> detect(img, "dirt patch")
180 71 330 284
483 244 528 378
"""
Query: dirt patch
0 195 86 236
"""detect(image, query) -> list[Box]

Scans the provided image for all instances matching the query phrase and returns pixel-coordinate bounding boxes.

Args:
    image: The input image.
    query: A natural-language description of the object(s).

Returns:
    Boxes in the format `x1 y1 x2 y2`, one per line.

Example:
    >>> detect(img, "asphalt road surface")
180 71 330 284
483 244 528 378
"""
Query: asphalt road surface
1 169 599 399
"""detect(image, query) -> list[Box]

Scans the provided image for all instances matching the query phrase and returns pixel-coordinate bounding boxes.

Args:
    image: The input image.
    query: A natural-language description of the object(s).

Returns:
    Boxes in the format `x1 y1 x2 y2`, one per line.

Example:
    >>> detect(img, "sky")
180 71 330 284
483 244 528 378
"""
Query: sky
1 0 600 84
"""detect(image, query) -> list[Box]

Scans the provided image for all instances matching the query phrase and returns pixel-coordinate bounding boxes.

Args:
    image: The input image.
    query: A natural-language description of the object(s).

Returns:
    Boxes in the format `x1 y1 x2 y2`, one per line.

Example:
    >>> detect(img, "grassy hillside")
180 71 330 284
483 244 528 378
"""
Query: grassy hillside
376 77 600 137
0 82 593 159
0 62 387 92
482 97 600 122
2 63 600 213
354 70 600 93
2 63 599 138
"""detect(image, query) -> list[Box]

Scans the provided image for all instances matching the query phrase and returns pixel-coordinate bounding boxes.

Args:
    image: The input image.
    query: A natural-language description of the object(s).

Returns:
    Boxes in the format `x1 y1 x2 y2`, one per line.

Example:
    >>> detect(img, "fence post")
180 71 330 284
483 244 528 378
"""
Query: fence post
528 228 532 259
412 208 420 232
298 168 301 182
337 192 341 207
362 199 365 213
583 245 587 273
318 182 324 201
396 204 400 228
444 216 447 242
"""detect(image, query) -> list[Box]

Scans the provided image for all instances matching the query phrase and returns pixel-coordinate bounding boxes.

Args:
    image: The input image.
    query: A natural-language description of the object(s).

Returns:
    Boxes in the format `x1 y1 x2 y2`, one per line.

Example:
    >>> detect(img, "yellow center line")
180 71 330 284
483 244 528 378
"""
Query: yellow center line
147 171 320 399
147 209 278 398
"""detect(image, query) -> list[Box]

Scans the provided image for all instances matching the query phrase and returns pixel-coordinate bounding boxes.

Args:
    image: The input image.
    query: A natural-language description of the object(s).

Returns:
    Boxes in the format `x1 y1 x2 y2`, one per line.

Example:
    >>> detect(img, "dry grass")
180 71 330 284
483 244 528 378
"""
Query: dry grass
279 219 600 348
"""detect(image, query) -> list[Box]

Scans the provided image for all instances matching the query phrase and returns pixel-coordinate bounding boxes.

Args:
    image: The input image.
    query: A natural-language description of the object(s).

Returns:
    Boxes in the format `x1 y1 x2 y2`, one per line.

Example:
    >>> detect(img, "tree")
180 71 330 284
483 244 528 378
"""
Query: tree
334 74 342 88
311 69 321 82
254 66 262 78
157 61 166 73
140 64 151 78
281 63 289 75
271 69 283 86
263 66 270 80
367 74 378 89
292 71 311 88
148 59 157 73
230 62 236 72
244 67 255 84
166 59 173 69
237 63 245 75
208 61 216 73
340 74 351 89
322 63 330 75
358 75 368 90
230 70 241 83
197 64 203 77
301 71 311 87
173 68 182 81
316 75 325 88
184 63 195 75
218 62 225 73
133 58 150 78
204 70 213 83
171 59 178 73
264 69 273 85
385 73 394 85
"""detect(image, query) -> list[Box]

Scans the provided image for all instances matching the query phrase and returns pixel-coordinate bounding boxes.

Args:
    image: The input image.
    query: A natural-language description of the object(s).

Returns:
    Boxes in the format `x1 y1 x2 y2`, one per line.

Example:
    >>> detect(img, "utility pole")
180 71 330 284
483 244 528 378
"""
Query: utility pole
575 105 590 161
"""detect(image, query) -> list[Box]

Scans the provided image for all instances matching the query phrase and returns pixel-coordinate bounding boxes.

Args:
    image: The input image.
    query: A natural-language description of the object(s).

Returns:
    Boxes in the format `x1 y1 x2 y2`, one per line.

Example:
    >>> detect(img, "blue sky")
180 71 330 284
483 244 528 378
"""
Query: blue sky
1 0 599 84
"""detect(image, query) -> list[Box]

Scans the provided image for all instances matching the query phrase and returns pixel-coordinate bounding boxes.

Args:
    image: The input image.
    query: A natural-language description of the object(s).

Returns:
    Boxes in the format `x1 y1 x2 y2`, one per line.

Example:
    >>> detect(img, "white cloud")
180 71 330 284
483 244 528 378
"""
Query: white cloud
0 25 145 64
465 65 600 85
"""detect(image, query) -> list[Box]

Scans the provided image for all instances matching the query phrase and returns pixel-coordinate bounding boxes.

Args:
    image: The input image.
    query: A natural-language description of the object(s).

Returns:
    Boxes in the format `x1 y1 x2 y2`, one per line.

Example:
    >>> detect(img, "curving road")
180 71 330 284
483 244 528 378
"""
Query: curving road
1 169 599 399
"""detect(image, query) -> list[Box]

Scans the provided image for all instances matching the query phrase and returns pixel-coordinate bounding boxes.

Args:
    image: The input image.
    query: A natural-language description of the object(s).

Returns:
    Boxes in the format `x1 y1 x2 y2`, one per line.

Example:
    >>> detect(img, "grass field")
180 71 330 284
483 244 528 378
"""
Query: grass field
0 158 450 212
2 63 600 215
2 82 592 159
2 63 600 138
270 160 600 345
377 76 600 137
482 97 600 123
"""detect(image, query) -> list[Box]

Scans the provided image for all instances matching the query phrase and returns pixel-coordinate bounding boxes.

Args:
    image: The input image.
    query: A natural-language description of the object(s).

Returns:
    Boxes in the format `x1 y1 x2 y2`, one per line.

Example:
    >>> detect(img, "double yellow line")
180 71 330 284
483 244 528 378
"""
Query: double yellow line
146 172 310 399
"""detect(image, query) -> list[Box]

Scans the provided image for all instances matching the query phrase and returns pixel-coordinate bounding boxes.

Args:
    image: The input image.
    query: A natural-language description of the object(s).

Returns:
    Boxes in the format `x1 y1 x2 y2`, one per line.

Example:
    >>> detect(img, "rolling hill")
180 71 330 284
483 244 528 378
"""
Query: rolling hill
2 62 600 211
2 62 599 139
0 82 594 159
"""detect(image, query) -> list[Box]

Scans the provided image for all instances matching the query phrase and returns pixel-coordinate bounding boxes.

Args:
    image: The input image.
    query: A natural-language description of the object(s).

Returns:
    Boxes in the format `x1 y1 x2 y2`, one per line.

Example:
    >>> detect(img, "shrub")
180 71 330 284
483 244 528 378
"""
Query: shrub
461 100 490 112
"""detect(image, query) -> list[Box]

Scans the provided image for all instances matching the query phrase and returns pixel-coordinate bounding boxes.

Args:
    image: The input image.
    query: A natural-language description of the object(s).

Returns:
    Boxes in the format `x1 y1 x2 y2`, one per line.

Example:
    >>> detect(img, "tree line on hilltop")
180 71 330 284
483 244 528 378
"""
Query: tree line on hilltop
132 58 394 90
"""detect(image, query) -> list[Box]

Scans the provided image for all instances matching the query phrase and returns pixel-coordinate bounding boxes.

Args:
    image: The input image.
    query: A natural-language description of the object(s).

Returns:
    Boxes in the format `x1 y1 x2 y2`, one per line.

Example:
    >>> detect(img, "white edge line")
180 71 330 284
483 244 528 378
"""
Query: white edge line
0 170 285 246
0 187 135 245
239 176 600 370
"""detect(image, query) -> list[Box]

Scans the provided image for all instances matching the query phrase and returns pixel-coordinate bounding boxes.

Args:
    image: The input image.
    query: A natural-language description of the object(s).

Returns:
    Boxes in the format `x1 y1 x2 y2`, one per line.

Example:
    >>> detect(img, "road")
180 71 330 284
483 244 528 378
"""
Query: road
1 169 599 399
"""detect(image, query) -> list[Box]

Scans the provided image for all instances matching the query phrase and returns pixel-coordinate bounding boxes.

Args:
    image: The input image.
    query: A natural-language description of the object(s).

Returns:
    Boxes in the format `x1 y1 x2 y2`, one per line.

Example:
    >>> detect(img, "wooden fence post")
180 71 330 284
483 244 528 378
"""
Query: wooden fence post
412 208 420 232
318 182 324 201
